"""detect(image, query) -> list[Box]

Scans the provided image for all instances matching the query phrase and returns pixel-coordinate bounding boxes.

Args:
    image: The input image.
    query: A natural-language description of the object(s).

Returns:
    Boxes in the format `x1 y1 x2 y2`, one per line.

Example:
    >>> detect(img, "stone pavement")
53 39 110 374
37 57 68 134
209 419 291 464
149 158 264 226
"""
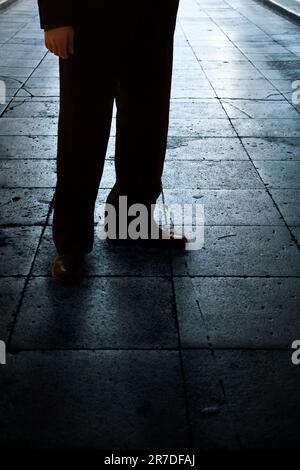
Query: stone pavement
0 0 300 450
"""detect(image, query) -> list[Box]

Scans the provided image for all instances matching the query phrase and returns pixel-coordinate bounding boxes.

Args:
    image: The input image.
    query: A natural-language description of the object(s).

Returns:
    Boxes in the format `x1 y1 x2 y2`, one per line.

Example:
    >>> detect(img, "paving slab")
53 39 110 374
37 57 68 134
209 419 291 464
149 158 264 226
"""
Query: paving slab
171 225 300 277
163 188 283 226
245 52 299 62
242 137 300 160
12 276 177 350
166 137 249 161
30 65 59 78
270 189 300 225
0 66 34 79
0 158 115 188
254 160 300 188
163 161 264 189
169 99 227 119
3 98 59 118
0 44 45 59
0 188 53 225
183 350 300 449
0 351 188 449
0 159 56 187
0 57 42 67
0 277 25 342
0 135 56 159
175 277 300 348
232 118 300 137
168 118 236 137
0 226 42 276
179 350 240 450
0 117 57 136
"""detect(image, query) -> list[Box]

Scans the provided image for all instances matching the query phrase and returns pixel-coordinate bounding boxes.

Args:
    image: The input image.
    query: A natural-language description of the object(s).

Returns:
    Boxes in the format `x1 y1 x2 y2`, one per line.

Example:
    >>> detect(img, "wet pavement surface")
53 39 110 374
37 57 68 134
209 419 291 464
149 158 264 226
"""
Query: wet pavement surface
0 0 300 450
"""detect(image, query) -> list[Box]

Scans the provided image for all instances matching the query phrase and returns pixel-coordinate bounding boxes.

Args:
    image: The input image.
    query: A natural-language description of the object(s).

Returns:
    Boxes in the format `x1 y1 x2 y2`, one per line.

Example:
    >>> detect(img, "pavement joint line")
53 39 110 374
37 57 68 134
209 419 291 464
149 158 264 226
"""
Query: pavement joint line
0 159 57 161
6 346 297 352
0 186 112 189
168 247 199 452
217 377 243 449
8 346 298 354
1 187 300 190
6 188 55 349
2 274 298 279
0 224 293 228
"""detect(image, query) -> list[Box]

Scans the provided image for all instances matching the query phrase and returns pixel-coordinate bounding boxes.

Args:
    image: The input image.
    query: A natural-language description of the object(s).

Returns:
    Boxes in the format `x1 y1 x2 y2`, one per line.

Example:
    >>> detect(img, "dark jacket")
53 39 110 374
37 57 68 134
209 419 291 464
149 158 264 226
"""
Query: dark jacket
37 0 73 29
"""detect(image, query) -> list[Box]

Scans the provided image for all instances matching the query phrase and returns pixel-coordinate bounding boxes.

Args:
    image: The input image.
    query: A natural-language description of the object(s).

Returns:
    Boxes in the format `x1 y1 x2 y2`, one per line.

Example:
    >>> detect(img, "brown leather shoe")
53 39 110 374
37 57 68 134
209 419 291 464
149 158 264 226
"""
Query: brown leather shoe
52 253 86 287
107 225 188 249
141 226 188 249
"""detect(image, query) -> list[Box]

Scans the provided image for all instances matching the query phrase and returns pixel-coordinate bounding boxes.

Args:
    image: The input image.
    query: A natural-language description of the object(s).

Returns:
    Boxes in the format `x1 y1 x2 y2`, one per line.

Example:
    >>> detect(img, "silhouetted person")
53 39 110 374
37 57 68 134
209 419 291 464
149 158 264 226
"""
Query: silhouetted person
38 0 185 287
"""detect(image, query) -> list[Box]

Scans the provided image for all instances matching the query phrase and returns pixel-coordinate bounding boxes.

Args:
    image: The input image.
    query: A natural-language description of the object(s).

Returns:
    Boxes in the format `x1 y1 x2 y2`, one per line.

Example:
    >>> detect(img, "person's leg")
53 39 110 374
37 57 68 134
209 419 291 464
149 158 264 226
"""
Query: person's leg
106 0 180 213
53 29 116 255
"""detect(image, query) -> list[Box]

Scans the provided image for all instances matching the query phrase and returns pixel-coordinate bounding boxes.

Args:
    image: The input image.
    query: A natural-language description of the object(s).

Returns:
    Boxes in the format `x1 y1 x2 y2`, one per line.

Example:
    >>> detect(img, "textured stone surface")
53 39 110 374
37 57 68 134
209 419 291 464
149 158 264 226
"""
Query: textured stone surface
0 117 58 136
242 137 300 161
171 226 300 276
163 188 284 226
168 118 236 137
166 137 249 161
163 161 264 189
270 189 300 225
0 135 57 159
0 159 115 189
175 277 300 348
254 161 300 188
169 99 227 120
12 277 177 349
291 225 300 244
232 119 300 138
0 226 42 276
0 0 299 451
0 159 56 187
0 188 53 225
0 351 188 450
3 99 59 118
183 351 300 450
222 99 299 119
0 277 25 342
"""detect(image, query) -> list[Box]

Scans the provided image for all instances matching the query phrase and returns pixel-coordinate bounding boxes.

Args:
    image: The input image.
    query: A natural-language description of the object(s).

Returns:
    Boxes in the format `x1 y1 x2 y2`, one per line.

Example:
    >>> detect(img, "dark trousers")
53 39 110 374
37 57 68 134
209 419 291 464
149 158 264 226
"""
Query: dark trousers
54 0 180 254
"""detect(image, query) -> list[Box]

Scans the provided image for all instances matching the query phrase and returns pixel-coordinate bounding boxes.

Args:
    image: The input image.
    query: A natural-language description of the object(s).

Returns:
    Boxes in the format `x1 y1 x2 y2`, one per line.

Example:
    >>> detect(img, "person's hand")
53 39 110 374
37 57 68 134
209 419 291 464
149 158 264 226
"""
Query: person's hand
44 26 75 59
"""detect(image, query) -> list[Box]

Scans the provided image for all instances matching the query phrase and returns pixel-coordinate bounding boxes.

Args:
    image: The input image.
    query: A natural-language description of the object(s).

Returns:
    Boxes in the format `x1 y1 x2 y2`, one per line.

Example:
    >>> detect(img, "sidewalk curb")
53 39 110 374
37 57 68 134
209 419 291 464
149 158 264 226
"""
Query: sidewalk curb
0 0 17 11
256 0 300 23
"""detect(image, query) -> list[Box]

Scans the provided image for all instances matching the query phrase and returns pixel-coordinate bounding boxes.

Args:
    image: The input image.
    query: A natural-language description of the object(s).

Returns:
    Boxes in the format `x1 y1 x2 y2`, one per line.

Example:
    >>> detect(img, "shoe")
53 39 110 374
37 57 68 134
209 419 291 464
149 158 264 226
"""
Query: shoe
52 253 86 287
140 226 188 249
106 224 187 249
146 226 188 249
